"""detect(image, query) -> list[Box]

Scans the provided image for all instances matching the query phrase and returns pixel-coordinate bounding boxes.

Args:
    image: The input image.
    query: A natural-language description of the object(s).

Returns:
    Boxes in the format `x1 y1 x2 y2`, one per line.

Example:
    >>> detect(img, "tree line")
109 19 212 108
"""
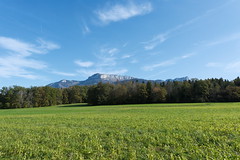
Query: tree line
1 77 240 109
0 86 88 109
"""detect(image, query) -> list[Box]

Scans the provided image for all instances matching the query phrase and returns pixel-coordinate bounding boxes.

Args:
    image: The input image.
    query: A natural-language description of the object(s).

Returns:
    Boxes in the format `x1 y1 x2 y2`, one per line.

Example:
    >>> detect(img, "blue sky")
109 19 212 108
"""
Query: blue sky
0 0 240 87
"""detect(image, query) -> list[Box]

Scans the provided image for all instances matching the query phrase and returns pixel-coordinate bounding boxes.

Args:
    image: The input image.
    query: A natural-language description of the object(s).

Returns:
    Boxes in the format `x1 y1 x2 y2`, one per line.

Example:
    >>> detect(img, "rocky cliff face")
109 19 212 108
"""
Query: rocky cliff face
47 73 190 88
79 73 135 85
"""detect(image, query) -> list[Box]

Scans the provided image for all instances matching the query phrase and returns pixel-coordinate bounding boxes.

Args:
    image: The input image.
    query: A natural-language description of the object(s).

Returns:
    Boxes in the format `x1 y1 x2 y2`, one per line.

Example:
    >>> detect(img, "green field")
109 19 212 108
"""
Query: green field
0 103 240 159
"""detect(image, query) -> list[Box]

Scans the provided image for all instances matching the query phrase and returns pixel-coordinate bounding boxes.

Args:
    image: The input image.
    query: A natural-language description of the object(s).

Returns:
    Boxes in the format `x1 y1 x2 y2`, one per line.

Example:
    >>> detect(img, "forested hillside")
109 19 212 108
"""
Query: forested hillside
1 77 240 109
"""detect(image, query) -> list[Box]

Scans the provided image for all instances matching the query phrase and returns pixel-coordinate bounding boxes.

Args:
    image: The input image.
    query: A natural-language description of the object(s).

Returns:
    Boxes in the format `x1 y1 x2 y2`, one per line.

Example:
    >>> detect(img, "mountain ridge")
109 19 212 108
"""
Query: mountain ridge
47 73 190 88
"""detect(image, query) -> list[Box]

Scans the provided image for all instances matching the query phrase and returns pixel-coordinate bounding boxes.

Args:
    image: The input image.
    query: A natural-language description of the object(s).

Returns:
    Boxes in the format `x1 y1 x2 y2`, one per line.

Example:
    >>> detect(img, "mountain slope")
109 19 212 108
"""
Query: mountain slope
47 80 80 88
47 73 190 88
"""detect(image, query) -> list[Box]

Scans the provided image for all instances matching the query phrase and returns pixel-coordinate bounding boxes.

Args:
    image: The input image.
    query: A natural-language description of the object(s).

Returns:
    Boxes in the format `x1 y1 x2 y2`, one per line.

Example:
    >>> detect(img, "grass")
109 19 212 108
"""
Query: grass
0 103 240 159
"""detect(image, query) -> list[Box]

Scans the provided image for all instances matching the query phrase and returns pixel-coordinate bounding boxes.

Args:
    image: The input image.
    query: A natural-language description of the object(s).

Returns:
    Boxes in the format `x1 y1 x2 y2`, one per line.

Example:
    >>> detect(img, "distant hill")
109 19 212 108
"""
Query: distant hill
47 73 190 88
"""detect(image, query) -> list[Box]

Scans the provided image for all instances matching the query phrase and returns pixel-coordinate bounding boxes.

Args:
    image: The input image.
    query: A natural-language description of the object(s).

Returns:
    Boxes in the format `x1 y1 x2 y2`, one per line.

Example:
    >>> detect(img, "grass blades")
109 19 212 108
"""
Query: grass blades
0 103 240 159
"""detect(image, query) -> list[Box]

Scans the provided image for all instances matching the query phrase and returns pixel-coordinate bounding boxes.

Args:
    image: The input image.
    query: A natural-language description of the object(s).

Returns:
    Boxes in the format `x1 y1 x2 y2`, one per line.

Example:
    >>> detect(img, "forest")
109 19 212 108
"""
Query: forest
1 77 240 109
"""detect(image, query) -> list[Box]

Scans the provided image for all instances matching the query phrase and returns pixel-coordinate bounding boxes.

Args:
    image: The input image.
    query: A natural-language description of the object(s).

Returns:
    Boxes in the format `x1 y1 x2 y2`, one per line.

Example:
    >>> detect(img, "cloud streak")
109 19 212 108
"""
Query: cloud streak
75 60 94 68
143 59 176 71
0 37 59 56
96 47 120 67
143 1 234 51
96 2 152 24
0 36 59 79
206 62 222 68
81 20 91 35
204 32 240 46
143 16 203 50
52 71 76 77
142 53 195 71
225 61 240 72
143 34 167 50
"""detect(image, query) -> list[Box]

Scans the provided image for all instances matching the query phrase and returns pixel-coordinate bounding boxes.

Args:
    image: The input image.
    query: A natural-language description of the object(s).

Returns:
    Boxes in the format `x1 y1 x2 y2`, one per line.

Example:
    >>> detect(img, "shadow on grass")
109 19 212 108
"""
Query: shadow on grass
58 103 93 108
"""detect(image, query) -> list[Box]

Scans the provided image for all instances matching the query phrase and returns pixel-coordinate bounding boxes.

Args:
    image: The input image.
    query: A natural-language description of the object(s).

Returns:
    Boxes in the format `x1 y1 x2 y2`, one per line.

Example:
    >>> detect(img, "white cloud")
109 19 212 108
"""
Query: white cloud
142 2 231 51
142 16 202 50
83 25 91 34
0 37 59 57
37 38 60 51
0 36 60 79
143 59 176 71
206 62 222 67
205 32 240 46
75 45 127 77
0 65 39 79
96 2 152 24
143 34 167 50
97 56 117 67
142 53 195 71
130 59 138 64
0 37 41 56
0 56 46 70
97 47 120 67
75 60 94 67
108 48 119 55
81 21 91 35
181 53 195 59
142 16 200 50
121 54 132 59
100 47 119 56
225 61 240 72
52 71 76 77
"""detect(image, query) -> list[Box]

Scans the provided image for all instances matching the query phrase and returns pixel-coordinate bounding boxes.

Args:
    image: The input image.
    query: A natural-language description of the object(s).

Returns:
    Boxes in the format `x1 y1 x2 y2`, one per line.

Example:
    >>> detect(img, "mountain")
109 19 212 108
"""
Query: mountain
165 76 190 82
47 80 80 88
47 73 190 88
79 73 135 85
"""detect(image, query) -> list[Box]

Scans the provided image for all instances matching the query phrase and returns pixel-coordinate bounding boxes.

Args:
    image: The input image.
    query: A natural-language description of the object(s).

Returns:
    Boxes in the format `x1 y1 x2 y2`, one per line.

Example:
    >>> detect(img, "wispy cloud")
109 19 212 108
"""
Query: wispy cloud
0 36 59 79
52 71 76 77
142 53 195 71
181 53 195 59
206 60 240 73
75 60 94 68
121 54 132 59
225 61 240 72
97 47 120 67
130 59 138 64
143 59 176 71
96 2 152 24
0 37 59 56
142 16 202 50
122 42 128 48
0 56 47 79
36 38 60 51
81 20 91 35
82 24 91 34
0 37 41 56
206 62 222 67
142 1 232 51
204 32 240 46
75 46 128 77
100 47 119 56
143 34 167 50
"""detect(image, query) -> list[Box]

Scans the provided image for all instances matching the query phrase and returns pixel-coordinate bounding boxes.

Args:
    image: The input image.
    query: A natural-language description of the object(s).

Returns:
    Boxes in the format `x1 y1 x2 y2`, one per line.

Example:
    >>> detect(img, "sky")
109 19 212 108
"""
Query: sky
0 0 240 87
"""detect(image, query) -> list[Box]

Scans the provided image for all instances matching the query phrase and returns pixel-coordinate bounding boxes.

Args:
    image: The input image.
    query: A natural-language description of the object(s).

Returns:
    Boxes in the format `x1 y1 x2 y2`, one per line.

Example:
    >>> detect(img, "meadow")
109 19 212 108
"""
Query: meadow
0 103 240 159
